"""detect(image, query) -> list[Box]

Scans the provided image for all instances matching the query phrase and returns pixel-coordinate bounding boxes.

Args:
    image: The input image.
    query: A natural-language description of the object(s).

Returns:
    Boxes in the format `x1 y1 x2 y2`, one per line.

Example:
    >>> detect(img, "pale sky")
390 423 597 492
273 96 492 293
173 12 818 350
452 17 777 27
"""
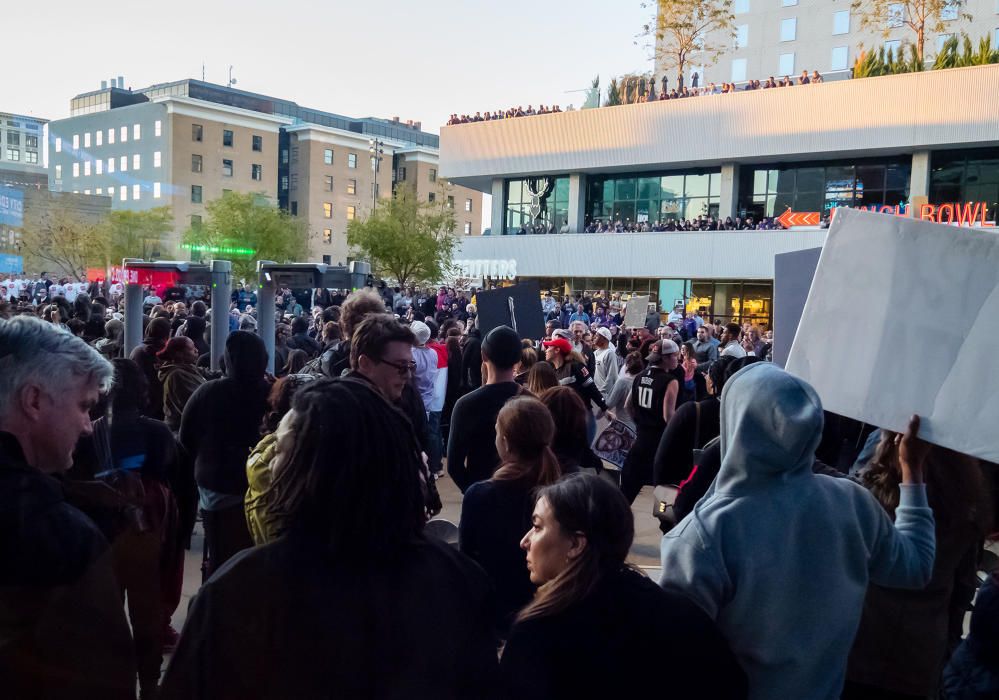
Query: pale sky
8 0 654 131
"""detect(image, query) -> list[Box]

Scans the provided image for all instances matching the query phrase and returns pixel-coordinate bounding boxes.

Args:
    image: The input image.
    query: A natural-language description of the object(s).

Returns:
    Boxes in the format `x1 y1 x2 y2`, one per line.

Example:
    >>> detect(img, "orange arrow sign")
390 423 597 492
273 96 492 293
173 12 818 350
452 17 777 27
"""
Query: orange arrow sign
776 209 821 228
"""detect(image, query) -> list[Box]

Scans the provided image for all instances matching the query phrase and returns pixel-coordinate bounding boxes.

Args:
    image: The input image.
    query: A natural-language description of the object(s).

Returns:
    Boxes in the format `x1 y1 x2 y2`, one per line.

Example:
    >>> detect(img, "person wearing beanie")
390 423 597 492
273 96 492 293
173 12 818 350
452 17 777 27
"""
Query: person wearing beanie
447 325 523 493
410 320 439 416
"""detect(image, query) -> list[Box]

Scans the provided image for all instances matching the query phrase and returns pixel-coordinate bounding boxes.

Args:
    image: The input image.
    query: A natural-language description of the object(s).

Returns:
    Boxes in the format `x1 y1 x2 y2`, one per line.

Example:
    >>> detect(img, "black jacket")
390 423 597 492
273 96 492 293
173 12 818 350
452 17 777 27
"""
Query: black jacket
0 432 136 699
286 332 322 358
160 533 499 699
501 566 747 699
461 330 483 390
447 382 522 493
653 397 721 486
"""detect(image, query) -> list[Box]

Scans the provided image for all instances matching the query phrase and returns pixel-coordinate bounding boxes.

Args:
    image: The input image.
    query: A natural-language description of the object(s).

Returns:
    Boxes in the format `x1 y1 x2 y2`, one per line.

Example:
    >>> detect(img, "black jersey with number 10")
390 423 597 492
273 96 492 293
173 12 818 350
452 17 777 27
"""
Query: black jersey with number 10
630 367 675 434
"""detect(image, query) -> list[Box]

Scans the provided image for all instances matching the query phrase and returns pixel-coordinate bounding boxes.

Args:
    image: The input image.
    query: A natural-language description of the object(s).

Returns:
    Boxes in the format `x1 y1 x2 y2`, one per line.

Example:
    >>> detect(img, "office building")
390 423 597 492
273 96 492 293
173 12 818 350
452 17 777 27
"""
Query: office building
0 112 48 189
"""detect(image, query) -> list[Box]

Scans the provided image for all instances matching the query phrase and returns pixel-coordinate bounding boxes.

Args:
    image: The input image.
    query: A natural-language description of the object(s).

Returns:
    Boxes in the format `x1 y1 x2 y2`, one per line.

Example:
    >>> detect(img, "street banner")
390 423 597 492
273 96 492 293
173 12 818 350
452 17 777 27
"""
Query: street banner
0 186 23 227
623 295 649 328
475 280 546 340
786 208 999 462
592 419 637 469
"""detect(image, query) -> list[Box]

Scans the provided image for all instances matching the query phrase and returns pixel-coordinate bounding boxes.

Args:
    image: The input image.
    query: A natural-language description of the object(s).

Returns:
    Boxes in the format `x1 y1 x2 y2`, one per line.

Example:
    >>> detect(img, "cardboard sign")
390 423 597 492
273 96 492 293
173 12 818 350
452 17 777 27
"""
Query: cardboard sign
623 295 650 328
593 420 637 469
772 247 822 368
475 280 546 340
786 208 999 462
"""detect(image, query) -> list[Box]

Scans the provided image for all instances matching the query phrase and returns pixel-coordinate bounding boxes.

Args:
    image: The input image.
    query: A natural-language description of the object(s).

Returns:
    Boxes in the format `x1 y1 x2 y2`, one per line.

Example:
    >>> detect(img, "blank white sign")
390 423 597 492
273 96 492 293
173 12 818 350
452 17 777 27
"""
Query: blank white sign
786 208 999 462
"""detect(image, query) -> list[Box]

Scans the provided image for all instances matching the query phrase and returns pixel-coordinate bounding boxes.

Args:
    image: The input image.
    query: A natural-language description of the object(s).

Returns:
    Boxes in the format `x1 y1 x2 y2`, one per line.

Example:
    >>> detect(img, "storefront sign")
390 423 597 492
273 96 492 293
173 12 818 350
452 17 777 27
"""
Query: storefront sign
453 259 518 280
0 186 24 227
776 210 820 228
831 202 994 227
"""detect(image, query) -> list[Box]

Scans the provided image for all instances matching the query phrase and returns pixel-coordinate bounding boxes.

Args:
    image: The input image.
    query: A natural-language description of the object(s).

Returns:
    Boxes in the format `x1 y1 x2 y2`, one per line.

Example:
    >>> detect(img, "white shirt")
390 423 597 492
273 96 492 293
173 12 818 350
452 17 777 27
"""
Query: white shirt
144 295 162 306
594 346 620 398
720 341 747 359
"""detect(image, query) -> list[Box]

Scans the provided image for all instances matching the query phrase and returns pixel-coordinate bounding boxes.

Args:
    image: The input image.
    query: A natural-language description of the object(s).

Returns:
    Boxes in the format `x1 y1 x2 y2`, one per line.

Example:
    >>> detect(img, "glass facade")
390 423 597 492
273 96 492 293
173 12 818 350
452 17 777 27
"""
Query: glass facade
586 171 721 226
738 158 910 219
929 148 999 223
504 176 569 233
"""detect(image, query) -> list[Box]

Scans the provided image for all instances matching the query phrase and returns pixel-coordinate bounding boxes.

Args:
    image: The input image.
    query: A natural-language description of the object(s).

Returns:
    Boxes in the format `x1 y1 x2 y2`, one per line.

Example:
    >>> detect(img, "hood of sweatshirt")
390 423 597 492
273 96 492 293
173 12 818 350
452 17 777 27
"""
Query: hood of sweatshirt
712 362 824 496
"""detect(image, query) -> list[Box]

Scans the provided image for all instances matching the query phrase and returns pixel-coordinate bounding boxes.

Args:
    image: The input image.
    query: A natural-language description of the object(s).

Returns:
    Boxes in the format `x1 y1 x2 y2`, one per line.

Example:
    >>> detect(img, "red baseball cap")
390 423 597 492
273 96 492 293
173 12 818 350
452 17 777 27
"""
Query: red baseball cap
542 337 573 355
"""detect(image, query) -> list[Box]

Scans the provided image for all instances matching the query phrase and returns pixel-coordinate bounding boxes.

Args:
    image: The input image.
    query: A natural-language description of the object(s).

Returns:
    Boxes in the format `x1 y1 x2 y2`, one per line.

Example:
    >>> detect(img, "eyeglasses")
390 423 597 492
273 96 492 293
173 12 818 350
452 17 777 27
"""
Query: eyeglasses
377 358 417 376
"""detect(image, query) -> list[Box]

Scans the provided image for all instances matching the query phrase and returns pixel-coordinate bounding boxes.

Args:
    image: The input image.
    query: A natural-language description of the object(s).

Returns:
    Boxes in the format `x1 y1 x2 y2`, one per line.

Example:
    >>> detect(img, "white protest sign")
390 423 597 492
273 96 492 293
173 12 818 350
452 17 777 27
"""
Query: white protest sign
786 208 999 462
623 295 650 328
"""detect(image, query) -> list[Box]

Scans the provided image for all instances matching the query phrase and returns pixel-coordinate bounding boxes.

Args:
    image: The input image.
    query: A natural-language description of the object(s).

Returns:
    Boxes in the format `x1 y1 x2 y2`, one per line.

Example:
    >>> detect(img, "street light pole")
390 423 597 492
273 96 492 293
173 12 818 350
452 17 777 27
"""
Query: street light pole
369 138 384 214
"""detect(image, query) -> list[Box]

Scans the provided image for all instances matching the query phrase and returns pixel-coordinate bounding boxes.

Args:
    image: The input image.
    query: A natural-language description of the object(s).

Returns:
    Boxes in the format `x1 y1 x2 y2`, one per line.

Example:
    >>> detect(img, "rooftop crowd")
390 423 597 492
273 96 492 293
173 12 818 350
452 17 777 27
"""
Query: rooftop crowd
446 70 824 126
1 276 997 699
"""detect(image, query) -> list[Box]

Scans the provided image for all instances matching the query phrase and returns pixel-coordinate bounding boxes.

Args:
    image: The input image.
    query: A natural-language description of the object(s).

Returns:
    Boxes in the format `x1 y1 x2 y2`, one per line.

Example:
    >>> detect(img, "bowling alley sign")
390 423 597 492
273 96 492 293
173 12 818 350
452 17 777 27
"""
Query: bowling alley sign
780 201 996 228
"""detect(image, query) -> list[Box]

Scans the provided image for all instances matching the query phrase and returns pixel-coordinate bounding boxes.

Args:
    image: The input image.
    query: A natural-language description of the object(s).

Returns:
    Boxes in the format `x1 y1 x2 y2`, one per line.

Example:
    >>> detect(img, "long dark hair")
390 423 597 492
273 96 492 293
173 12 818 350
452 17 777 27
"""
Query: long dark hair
539 386 589 465
265 378 427 560
517 474 634 623
492 396 561 487
260 374 314 435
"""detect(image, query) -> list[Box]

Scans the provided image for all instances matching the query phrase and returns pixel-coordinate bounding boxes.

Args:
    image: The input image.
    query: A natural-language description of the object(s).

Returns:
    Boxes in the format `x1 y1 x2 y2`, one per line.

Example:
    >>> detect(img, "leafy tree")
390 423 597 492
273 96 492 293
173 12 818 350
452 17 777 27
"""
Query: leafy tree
933 34 999 68
346 183 457 288
98 207 173 266
606 78 623 106
642 0 735 88
851 0 971 66
182 191 310 280
19 203 104 281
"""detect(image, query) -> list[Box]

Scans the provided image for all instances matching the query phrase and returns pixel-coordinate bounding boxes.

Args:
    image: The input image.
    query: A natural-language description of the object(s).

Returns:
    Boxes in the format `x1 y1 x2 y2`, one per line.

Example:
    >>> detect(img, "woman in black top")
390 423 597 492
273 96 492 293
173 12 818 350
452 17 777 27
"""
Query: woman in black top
501 474 747 699
459 396 562 633
539 386 603 474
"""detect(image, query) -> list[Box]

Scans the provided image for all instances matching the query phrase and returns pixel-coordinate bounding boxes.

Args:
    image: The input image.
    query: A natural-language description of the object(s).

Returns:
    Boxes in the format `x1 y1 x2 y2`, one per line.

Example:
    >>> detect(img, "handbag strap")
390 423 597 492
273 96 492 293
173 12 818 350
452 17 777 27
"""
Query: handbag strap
693 401 702 451
93 416 114 473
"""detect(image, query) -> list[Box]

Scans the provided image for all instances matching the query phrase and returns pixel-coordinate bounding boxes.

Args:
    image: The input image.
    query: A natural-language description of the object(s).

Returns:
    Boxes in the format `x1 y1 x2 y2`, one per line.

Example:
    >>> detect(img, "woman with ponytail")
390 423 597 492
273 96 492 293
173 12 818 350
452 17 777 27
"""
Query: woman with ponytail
502 473 747 700
459 395 562 634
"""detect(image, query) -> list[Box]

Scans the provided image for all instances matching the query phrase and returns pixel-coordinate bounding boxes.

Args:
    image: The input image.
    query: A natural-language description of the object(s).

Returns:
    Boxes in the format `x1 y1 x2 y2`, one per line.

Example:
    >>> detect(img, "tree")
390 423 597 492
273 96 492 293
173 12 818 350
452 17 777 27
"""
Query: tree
933 33 999 68
606 78 623 106
346 183 457 288
19 203 105 281
98 207 173 267
182 191 310 280
851 0 971 66
643 0 735 88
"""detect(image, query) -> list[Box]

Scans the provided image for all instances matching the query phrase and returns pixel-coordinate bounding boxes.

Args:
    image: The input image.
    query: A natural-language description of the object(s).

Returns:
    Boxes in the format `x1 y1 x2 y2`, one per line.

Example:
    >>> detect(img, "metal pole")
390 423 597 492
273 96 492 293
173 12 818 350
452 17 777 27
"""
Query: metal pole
209 259 231 371
256 261 277 376
122 258 144 357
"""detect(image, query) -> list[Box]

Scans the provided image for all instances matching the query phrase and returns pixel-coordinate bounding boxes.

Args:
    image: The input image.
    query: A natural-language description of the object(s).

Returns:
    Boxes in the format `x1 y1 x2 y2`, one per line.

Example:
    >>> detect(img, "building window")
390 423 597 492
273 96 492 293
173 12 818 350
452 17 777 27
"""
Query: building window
447 195 455 209
96 188 102 195
398 166 407 181
290 201 298 215
73 162 79 177
323 228 332 244
428 192 436 203
84 189 91 195
120 185 127 202
780 17 797 41
252 135 262 151
941 1 958 19
929 147 999 224
154 182 161 199
829 46 850 70
95 159 103 175
735 24 749 48
133 124 141 140
464 221 472 235
322 255 332 265
884 38 901 57
348 153 357 168
281 149 289 165
734 0 749 12
937 33 953 51
323 202 333 218
465 198 473 212
132 184 140 200
193 124 203 142
252 164 262 181
108 128 115 144
290 146 298 163
324 175 334 191
833 10 850 34
995 27 999 47
222 159 233 177
94 131 101 146
223 129 234 147
120 156 128 172
429 168 437 182
55 164 62 179
731 58 748 82
887 3 904 27
582 171 722 233
324 148 333 165
55 137 61 152
155 120 162 137
779 52 795 76
191 185 202 203
782 0 797 6
73 134 79 149
25 151 38 164
290 173 298 190
84 160 91 176
107 158 114 173
191 214 202 228
120 126 128 143
280 175 289 191
192 154 203 173
154 151 161 167
84 132 91 148
133 154 141 170
347 179 356 194
346 206 356 220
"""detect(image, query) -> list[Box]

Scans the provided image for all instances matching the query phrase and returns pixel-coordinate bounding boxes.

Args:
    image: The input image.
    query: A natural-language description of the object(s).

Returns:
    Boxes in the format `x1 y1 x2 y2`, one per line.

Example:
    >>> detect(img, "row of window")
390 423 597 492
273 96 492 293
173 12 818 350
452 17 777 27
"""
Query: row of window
61 152 162 178
732 0 960 15
320 219 474 245
56 121 161 153
73 183 162 201
321 204 358 224
3 149 38 163
395 165 439 183
1 132 39 148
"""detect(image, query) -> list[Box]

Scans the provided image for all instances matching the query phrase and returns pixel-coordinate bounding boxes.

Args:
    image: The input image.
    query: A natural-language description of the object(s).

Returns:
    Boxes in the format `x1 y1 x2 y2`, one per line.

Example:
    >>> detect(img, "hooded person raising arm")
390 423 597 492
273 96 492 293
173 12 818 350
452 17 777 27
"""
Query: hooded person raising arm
659 362 935 700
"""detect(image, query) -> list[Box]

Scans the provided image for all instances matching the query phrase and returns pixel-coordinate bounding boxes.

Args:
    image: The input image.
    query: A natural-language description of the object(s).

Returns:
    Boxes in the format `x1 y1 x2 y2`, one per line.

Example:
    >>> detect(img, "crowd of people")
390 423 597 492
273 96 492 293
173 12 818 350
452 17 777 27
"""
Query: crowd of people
510 213 797 236
2 275 997 699
446 70 825 126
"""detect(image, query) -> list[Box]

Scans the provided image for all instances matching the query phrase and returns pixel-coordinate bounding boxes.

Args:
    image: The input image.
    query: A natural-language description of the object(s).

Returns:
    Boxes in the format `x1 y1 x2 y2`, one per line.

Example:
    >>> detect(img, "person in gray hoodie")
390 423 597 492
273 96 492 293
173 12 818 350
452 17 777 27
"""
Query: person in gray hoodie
659 362 935 700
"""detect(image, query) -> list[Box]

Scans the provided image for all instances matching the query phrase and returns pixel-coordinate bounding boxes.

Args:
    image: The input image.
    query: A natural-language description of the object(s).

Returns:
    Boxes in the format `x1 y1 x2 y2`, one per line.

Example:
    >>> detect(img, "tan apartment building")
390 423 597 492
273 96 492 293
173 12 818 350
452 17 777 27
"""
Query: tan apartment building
395 147 483 238
656 0 999 87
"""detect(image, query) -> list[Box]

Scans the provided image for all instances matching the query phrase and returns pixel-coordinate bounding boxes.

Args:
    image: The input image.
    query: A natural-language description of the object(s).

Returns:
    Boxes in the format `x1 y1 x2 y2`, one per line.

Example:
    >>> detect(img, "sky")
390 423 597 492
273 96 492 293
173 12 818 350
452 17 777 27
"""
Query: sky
8 0 655 131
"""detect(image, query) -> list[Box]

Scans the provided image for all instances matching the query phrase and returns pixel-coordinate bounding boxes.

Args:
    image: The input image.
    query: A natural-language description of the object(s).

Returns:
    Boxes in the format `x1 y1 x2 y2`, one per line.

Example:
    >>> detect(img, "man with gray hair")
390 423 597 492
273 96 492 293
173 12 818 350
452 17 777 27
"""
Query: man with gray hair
0 316 135 696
